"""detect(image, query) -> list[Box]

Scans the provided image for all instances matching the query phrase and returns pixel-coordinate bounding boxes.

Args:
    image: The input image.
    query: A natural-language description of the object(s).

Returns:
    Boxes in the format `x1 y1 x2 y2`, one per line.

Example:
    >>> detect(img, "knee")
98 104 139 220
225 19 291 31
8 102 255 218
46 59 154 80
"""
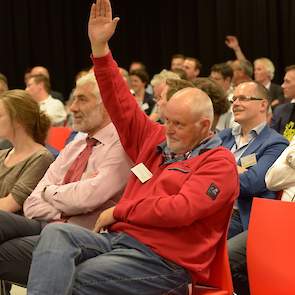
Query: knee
39 223 80 246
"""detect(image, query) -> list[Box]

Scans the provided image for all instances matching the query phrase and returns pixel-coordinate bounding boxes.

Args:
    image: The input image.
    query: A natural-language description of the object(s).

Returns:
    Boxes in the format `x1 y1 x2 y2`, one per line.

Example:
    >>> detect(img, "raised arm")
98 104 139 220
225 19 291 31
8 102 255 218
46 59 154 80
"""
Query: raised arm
88 0 162 161
88 0 120 58
225 35 247 61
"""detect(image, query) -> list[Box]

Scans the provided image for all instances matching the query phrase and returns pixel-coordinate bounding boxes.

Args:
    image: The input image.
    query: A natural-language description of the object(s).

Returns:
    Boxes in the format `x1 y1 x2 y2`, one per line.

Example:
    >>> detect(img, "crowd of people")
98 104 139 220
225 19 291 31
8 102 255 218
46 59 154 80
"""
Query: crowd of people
0 0 294 294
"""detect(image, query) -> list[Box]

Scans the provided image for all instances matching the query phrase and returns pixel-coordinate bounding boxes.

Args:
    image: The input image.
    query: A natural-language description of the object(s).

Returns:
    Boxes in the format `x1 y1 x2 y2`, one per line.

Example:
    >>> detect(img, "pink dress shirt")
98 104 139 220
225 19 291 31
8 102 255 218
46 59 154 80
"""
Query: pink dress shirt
23 123 132 229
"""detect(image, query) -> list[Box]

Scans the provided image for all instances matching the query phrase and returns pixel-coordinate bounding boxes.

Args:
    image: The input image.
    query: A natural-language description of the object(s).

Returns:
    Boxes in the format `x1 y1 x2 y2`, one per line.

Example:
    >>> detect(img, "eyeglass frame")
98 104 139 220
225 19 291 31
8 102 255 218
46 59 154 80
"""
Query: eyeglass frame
231 95 266 103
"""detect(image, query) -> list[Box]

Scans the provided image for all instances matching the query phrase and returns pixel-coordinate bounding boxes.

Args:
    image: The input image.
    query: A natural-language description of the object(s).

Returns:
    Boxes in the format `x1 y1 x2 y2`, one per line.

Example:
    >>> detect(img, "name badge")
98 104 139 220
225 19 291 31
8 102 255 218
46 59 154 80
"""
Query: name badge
240 153 257 168
141 102 149 111
131 163 153 183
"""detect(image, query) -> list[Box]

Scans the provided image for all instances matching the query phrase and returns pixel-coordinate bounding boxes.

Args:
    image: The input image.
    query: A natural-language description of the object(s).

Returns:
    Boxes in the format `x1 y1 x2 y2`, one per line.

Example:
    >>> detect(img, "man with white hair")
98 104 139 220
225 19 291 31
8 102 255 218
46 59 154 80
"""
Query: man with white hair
26 1 239 294
0 71 132 286
149 69 180 122
225 36 284 107
254 57 284 107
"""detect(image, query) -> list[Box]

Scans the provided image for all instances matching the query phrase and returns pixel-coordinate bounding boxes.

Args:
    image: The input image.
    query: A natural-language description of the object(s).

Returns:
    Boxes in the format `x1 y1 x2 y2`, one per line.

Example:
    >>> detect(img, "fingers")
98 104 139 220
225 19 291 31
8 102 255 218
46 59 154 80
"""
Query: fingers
112 17 120 29
89 3 96 20
93 221 101 233
105 0 112 19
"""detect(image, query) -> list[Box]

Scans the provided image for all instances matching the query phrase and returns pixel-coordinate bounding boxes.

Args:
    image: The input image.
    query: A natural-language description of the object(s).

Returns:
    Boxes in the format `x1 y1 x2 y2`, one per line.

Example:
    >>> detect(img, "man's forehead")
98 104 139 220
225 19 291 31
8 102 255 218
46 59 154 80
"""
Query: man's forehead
234 82 256 95
286 70 295 80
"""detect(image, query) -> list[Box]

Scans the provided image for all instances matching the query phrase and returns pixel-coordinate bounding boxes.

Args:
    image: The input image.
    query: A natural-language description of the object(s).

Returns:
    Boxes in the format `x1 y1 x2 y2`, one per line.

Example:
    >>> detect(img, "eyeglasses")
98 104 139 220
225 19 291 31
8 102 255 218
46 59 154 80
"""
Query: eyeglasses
231 95 265 103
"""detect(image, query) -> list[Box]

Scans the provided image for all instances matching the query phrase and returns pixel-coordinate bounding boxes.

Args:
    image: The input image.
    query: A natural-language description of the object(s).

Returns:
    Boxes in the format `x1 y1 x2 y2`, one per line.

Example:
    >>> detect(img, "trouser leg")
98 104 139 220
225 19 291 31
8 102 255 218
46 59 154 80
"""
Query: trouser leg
0 210 43 243
228 230 249 295
27 223 190 295
0 236 39 285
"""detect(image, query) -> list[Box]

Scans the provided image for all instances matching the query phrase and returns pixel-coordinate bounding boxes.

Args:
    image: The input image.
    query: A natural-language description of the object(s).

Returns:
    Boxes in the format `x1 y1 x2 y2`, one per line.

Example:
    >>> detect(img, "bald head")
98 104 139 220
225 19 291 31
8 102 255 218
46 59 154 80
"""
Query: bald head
168 87 214 127
31 66 50 79
164 87 213 154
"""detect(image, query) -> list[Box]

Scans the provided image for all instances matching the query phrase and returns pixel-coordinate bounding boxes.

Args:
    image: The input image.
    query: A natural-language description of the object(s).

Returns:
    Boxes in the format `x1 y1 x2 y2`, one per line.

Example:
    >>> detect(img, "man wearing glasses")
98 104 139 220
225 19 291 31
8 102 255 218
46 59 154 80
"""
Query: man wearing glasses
218 81 288 239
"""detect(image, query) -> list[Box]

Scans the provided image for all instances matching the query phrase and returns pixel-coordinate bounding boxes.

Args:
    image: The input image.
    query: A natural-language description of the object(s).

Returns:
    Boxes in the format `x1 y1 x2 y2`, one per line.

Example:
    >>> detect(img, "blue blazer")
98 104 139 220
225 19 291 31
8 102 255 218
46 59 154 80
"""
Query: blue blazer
271 102 294 134
218 125 288 229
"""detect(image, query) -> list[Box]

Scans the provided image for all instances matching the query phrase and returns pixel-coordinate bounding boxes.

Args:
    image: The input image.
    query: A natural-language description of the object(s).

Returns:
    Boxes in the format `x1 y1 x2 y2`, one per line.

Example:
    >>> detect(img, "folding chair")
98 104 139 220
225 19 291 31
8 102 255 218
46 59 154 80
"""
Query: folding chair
247 197 295 295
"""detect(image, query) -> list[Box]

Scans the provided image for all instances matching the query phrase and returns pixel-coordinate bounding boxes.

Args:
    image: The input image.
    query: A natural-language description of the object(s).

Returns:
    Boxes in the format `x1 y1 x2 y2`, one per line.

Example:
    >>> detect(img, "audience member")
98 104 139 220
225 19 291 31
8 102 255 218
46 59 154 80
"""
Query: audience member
0 73 8 94
193 78 230 132
229 134 295 295
182 56 202 82
254 58 284 107
210 63 234 98
271 65 295 140
230 59 253 86
210 63 235 130
265 135 295 201
170 53 185 71
150 69 180 122
129 60 146 72
0 90 53 212
218 81 288 238
225 36 284 107
129 69 155 115
154 78 194 121
0 72 132 285
173 67 188 80
26 74 67 126
26 1 239 294
30 66 65 102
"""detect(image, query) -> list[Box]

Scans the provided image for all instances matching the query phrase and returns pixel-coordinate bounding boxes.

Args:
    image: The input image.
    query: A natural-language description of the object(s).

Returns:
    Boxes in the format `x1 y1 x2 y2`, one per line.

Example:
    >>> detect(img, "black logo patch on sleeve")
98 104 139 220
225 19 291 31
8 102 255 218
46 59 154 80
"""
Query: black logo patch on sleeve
207 183 220 200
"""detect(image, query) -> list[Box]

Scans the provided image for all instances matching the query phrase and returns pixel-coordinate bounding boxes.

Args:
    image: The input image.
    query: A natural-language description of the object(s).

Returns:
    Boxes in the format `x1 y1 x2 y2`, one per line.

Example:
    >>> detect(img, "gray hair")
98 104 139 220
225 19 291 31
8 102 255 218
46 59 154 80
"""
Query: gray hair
76 71 101 102
254 57 275 80
150 69 180 87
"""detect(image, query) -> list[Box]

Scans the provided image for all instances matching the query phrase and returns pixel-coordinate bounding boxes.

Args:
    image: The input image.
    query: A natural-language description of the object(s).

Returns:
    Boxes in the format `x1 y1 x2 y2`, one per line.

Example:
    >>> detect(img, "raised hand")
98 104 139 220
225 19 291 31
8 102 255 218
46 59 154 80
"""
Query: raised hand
225 35 240 51
88 0 120 57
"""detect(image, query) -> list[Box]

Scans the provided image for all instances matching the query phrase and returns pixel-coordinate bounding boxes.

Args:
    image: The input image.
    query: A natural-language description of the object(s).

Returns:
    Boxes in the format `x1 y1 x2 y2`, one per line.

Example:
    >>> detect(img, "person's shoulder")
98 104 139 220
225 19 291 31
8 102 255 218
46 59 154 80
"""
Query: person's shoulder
262 125 289 145
270 82 282 89
217 128 233 139
275 102 292 112
33 147 55 161
49 95 65 106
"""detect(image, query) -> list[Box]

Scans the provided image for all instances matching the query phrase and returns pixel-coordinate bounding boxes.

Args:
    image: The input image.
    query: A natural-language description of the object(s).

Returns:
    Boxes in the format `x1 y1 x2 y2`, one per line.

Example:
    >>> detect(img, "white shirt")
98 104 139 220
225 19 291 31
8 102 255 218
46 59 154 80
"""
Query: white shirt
265 136 295 202
39 95 67 125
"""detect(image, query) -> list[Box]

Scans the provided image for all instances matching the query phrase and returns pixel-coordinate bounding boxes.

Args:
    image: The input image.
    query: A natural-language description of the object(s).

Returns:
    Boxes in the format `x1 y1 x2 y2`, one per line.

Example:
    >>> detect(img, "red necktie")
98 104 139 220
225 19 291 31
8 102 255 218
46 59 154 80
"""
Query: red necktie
63 137 98 184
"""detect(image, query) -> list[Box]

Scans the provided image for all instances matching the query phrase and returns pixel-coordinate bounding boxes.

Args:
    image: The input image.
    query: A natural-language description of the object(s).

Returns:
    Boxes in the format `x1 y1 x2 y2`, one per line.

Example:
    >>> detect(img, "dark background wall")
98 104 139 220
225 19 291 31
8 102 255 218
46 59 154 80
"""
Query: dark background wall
0 0 294 99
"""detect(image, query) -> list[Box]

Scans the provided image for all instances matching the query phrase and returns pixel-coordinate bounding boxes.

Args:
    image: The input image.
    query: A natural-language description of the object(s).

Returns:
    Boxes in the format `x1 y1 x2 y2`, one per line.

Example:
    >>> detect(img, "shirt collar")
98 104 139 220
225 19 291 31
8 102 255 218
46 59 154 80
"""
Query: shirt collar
87 123 117 146
157 135 222 164
232 122 266 137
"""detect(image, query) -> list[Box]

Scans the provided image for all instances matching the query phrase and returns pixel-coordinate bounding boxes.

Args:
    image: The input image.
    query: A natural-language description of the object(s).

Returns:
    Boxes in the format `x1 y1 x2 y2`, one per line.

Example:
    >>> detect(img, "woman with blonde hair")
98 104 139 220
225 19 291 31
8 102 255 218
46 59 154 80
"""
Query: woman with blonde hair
0 89 54 212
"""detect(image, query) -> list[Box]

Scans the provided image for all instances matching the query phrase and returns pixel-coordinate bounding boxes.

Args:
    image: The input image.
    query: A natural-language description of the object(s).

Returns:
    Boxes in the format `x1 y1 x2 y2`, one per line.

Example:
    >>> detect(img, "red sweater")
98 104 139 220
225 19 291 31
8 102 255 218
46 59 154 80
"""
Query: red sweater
93 53 239 283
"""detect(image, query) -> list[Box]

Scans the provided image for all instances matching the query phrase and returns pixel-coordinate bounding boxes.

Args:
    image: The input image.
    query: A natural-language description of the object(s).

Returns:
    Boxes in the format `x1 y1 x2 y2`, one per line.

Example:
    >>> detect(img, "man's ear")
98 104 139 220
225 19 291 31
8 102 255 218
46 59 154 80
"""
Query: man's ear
261 99 269 113
199 117 211 133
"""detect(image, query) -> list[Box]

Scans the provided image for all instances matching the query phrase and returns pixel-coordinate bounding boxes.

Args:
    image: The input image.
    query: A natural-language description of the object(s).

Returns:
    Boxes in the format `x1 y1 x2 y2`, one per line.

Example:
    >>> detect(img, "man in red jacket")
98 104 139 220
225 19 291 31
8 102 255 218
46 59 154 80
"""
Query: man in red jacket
26 1 239 294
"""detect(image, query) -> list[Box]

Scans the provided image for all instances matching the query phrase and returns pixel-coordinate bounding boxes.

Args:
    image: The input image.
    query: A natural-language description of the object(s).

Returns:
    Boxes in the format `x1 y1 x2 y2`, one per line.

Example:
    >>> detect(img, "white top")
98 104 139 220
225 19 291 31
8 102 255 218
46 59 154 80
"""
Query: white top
265 136 295 202
39 95 67 125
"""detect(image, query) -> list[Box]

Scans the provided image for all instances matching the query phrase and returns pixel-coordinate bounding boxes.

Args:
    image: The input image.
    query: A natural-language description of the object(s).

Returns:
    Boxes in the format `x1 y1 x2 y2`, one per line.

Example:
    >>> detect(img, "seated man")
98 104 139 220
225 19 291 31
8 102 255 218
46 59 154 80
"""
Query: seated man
218 81 288 238
229 135 295 295
0 71 131 285
25 74 67 126
271 65 295 140
26 1 239 294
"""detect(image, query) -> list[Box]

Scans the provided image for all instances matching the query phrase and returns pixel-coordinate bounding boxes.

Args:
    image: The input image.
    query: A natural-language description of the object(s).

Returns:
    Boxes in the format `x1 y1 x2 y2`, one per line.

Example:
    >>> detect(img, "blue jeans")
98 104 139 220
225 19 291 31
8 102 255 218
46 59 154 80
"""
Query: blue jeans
27 223 190 295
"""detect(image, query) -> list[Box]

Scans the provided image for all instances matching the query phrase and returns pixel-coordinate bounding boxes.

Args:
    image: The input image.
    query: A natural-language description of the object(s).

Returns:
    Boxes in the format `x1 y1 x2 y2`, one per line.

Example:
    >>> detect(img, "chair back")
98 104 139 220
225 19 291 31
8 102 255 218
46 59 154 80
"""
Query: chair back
247 197 295 295
46 127 72 151
193 222 234 295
